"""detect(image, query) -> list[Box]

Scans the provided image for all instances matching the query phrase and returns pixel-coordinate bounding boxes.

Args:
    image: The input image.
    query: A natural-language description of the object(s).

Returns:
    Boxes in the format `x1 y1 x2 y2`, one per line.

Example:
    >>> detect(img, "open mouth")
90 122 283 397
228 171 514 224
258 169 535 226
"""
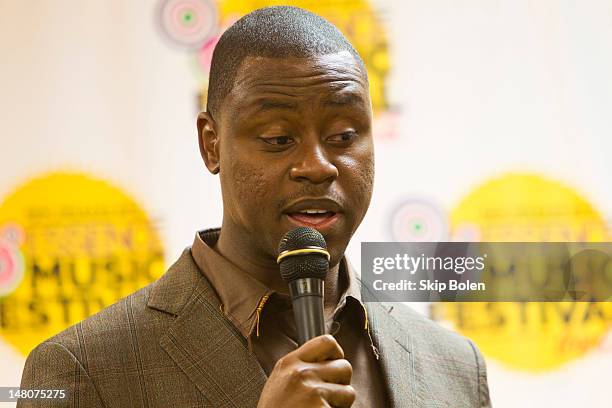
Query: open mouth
286 209 338 228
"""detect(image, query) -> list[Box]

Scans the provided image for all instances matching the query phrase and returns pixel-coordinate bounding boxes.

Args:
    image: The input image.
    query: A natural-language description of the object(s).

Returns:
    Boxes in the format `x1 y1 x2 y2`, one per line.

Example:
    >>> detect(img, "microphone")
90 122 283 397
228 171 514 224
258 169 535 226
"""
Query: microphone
277 227 330 346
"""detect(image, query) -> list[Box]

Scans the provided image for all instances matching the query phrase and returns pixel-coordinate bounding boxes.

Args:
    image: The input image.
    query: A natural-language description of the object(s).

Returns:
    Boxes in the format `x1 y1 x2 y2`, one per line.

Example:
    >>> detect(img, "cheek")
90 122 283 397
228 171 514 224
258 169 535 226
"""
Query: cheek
228 160 273 206
221 141 270 204
340 149 375 210
357 154 375 198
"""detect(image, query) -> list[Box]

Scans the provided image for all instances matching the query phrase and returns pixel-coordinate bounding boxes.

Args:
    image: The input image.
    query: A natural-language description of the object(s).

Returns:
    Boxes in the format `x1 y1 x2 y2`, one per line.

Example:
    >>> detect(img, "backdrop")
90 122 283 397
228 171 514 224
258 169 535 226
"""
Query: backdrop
1 1 611 406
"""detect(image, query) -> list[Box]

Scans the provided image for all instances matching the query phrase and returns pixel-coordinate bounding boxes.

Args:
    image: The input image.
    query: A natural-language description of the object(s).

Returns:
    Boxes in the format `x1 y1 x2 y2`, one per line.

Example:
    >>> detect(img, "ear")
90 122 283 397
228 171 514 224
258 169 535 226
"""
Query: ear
197 111 220 174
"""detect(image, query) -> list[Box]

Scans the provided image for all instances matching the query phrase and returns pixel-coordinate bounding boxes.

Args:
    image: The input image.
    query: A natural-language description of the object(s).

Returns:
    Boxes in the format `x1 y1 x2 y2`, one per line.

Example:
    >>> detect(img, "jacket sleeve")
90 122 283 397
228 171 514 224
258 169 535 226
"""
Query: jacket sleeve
18 341 105 408
468 339 492 408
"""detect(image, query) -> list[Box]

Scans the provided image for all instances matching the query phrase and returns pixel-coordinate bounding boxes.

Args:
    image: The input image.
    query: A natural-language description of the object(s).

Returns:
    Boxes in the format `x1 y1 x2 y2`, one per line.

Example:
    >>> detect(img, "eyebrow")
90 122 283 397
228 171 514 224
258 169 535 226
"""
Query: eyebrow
250 92 365 114
255 99 299 113
320 92 365 108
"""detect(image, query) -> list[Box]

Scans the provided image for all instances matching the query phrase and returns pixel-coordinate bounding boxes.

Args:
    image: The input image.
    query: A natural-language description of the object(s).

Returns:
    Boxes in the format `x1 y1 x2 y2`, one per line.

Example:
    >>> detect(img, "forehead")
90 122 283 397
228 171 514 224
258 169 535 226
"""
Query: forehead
226 51 370 112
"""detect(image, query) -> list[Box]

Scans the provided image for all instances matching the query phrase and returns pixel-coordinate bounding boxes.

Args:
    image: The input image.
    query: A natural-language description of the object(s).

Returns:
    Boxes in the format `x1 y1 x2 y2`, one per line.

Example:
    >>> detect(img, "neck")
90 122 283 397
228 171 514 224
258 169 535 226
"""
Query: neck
214 226 344 310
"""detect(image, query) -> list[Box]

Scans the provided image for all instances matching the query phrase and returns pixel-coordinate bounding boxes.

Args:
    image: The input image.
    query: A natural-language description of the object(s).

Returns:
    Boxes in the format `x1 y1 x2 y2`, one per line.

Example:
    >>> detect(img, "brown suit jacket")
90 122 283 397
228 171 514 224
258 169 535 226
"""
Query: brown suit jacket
19 249 491 407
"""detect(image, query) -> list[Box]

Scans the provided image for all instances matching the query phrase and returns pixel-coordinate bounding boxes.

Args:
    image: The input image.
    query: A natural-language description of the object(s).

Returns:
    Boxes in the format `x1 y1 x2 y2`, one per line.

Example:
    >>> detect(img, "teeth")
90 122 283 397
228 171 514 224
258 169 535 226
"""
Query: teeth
299 209 328 214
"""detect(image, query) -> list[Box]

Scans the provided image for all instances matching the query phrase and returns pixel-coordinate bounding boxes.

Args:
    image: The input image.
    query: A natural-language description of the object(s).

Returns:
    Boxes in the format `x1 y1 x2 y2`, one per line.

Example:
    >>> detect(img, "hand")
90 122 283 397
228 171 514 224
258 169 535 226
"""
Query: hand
257 334 355 408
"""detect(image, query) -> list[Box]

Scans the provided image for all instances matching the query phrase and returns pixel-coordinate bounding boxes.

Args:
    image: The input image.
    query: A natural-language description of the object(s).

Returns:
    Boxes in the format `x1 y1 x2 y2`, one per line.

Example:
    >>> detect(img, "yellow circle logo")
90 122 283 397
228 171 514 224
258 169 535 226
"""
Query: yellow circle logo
0 172 165 355
435 173 612 371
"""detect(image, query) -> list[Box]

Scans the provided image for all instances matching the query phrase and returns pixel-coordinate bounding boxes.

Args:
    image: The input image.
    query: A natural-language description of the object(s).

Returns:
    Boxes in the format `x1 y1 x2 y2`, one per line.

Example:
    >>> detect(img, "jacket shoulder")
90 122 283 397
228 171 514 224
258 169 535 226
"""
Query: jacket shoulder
388 303 492 407
19 284 165 407
20 249 204 407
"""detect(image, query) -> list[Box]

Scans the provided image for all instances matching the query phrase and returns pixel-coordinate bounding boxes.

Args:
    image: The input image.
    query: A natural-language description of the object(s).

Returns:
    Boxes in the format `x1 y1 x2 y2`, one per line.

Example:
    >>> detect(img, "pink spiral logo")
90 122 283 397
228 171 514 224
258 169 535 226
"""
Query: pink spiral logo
0 225 25 297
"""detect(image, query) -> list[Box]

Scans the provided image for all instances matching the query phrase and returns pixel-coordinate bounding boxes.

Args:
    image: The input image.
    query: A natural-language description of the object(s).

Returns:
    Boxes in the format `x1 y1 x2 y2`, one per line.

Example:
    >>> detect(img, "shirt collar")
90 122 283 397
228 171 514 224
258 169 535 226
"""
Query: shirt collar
191 228 367 338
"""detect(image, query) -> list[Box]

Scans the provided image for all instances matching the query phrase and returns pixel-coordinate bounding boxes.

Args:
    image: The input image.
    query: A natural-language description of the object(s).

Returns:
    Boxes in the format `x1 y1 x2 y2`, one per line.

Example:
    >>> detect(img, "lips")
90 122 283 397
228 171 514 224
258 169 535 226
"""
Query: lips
285 212 339 231
287 211 337 227
282 198 342 231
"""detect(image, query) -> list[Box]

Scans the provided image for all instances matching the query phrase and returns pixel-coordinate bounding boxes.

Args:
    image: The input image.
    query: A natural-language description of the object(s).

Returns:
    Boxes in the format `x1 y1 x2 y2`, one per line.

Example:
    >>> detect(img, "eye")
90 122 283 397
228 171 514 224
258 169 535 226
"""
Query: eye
260 135 295 146
327 131 358 144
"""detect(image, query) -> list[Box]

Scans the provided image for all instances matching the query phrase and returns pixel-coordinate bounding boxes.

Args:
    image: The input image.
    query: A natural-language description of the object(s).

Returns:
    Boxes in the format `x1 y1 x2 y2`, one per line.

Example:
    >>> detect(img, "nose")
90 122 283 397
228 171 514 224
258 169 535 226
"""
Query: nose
289 141 338 184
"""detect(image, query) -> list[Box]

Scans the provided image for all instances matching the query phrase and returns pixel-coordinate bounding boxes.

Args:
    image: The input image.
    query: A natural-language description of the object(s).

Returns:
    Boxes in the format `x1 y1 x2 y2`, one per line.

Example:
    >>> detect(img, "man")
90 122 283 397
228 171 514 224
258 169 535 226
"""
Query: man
20 6 491 407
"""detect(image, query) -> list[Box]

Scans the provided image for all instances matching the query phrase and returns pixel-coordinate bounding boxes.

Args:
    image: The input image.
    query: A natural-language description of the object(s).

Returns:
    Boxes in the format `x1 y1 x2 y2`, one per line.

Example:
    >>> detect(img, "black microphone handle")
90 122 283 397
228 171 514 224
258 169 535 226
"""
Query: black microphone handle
288 277 325 346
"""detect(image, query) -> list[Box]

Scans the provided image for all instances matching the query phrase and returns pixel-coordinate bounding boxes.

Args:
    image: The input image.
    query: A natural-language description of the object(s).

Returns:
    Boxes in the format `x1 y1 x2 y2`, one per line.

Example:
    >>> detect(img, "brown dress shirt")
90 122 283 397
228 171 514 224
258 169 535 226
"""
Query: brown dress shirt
192 228 390 407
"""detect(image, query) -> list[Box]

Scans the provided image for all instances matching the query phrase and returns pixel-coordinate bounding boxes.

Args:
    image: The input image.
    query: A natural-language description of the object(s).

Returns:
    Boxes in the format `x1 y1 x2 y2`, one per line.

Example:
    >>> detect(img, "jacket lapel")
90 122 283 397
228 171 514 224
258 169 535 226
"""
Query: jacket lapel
366 301 426 408
148 249 267 407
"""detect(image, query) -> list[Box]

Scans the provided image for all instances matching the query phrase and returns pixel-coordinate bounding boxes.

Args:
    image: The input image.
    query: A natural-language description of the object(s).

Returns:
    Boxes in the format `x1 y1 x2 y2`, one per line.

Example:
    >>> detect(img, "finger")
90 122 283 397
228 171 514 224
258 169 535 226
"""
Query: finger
319 383 356 408
309 359 353 385
297 334 344 362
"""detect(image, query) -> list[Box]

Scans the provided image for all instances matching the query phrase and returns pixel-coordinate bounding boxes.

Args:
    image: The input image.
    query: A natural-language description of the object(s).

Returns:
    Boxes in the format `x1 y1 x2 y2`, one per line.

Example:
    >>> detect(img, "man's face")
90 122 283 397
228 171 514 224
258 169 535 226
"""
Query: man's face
210 51 373 266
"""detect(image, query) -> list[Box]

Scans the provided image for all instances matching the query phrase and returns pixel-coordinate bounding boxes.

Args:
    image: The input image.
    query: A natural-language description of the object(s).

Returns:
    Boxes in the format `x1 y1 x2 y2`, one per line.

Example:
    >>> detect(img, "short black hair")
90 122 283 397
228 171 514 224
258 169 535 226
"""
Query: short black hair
206 6 367 116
